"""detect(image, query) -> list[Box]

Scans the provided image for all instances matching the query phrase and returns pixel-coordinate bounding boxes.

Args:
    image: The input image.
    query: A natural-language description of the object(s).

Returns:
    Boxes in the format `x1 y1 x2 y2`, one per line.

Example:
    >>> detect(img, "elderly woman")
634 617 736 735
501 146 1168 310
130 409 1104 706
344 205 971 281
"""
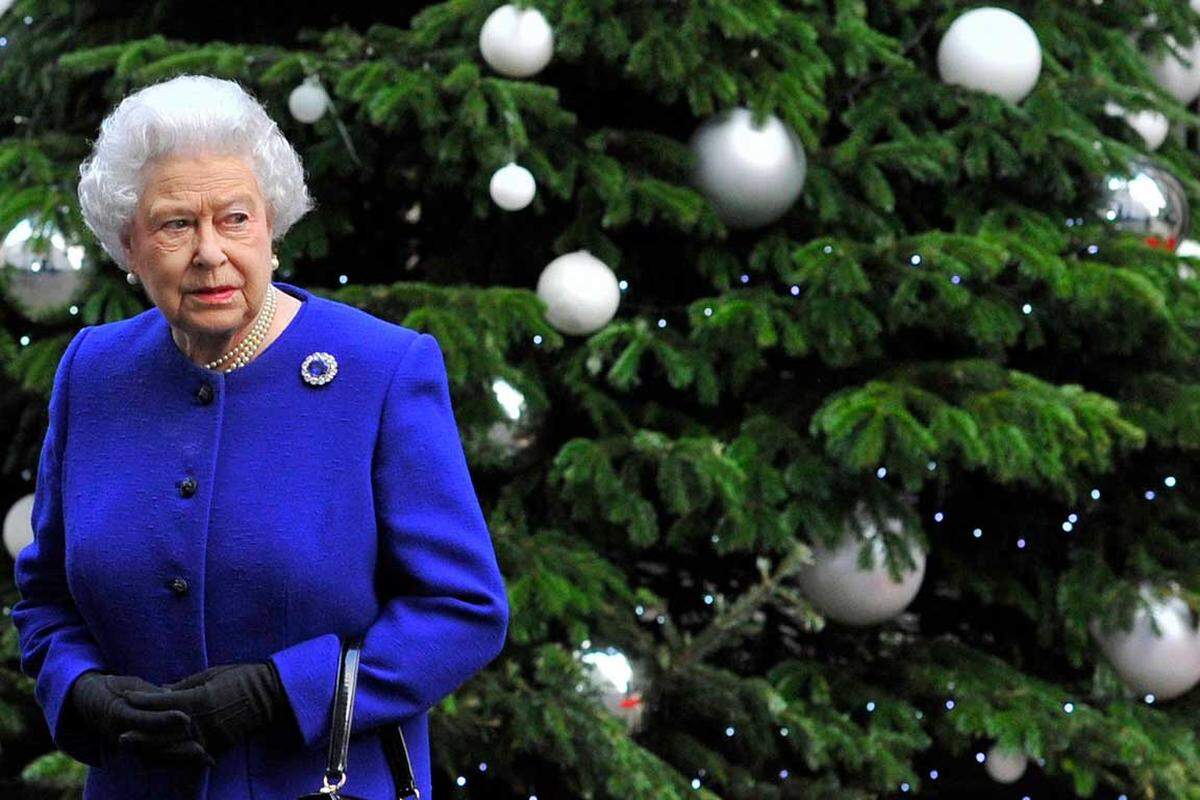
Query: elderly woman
10 74 509 800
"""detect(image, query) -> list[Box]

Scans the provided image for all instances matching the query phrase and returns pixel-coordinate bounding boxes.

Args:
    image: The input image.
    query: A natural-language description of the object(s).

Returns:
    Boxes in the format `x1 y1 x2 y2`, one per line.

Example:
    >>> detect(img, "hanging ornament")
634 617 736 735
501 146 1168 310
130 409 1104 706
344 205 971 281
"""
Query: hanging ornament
983 745 1028 784
288 77 329 124
1146 35 1200 105
478 4 554 79
1103 101 1169 151
536 250 621 336
574 644 647 733
795 502 927 627
0 215 93 320
475 376 544 471
3 493 34 559
1177 238 1200 279
489 162 536 211
1094 160 1190 251
936 7 1042 103
689 107 807 229
1091 584 1200 700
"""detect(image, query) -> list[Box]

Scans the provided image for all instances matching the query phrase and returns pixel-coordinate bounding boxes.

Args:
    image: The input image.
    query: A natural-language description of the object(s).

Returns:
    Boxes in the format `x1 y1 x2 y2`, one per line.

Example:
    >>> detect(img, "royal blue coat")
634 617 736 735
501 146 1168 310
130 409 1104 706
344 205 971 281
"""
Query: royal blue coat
11 281 510 799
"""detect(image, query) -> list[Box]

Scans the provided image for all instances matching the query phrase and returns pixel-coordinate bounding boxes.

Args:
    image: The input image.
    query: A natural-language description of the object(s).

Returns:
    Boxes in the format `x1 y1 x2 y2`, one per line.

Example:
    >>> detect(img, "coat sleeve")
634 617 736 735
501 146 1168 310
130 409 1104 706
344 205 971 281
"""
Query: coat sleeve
268 332 510 748
11 326 112 768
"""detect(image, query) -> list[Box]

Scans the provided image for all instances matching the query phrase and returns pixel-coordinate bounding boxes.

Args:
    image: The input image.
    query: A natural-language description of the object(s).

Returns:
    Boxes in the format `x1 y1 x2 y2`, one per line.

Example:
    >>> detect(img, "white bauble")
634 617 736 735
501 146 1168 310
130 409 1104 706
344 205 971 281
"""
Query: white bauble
3 493 34 559
1103 101 1169 151
479 4 554 78
984 745 1028 784
0 215 92 320
1147 36 1200 105
689 107 807 229
288 80 329 124
937 7 1042 103
536 250 620 336
1090 584 1200 700
1178 238 1200 279
795 504 927 627
489 162 536 211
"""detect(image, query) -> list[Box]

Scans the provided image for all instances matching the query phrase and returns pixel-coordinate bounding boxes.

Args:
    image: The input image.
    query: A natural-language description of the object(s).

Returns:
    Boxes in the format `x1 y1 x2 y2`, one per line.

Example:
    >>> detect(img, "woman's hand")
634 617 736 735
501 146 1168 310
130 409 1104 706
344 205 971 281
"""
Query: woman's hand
68 670 214 768
120 662 288 759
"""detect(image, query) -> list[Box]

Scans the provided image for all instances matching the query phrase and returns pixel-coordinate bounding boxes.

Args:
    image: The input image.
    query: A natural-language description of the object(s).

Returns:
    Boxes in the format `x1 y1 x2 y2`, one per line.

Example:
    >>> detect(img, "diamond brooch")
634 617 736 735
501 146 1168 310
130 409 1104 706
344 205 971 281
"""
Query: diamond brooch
300 352 338 386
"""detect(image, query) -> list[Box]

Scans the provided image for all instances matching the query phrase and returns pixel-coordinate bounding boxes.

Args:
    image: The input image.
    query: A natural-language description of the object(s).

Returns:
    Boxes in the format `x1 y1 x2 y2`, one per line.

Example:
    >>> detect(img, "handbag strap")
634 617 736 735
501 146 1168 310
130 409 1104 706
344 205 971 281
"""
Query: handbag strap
322 635 420 799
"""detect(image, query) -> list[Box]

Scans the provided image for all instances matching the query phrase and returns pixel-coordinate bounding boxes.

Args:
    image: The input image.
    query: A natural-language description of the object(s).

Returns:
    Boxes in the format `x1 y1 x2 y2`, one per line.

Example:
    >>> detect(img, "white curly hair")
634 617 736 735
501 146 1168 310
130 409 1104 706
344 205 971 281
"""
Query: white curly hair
77 74 315 272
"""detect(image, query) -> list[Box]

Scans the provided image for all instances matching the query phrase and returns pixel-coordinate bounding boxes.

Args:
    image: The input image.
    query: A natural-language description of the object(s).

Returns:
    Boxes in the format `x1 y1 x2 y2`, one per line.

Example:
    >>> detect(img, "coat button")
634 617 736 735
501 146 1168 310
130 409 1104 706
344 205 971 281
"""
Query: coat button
168 577 189 595
195 383 214 404
178 477 198 498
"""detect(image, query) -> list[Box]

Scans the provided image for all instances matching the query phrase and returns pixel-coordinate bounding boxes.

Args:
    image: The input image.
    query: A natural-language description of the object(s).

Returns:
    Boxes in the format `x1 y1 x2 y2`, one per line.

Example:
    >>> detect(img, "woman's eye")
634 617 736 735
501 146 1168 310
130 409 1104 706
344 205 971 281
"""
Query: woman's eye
229 213 249 225
165 219 189 229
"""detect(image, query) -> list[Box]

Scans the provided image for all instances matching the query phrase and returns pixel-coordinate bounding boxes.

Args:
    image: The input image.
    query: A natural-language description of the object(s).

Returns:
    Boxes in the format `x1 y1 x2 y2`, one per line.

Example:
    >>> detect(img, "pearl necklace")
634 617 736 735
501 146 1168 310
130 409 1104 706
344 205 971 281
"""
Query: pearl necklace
204 283 278 373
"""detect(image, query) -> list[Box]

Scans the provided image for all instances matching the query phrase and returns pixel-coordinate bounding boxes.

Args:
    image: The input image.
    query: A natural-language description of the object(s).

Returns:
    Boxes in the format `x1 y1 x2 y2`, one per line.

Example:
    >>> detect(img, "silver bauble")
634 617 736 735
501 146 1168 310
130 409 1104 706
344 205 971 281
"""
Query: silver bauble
1090 583 1200 700
689 107 807 229
1095 160 1190 251
470 376 543 471
574 644 646 733
795 503 927 627
0 215 92 319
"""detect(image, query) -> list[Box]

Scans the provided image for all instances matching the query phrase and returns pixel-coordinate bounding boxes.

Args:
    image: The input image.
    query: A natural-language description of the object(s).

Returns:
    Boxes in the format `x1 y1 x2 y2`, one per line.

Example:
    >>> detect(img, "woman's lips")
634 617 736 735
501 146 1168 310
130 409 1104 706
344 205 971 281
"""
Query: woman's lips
192 287 236 303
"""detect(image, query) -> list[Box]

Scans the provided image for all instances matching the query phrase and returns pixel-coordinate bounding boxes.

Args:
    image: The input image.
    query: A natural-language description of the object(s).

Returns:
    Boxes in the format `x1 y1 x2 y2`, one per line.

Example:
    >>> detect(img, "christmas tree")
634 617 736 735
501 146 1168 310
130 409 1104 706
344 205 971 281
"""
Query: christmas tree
3 0 1200 797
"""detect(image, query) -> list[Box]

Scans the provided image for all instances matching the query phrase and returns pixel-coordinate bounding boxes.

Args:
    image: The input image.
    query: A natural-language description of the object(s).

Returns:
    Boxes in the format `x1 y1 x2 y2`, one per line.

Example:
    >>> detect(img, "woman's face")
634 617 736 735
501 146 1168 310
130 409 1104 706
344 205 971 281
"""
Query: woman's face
122 152 274 344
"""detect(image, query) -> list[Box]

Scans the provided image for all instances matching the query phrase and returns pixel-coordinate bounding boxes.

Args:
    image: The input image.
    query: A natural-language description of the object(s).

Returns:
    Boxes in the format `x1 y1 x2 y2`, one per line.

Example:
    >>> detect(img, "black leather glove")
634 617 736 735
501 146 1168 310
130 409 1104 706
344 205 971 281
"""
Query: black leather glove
120 661 289 759
67 669 214 768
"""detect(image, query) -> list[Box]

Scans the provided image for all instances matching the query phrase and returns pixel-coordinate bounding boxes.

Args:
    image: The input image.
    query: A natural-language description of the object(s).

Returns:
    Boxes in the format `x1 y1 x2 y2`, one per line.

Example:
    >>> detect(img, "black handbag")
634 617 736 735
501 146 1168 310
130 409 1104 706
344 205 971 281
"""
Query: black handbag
298 634 420 799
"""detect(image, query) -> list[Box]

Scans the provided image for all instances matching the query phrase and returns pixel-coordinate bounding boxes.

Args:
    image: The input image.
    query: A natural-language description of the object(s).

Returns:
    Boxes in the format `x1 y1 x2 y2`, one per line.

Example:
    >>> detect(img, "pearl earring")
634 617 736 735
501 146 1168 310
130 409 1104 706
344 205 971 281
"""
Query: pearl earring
271 253 279 270
126 271 139 285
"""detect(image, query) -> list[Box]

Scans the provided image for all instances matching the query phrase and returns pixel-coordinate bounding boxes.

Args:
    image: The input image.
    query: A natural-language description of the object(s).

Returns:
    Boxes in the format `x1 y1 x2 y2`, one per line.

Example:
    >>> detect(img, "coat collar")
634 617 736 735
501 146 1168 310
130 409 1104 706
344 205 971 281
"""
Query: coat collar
150 281 316 391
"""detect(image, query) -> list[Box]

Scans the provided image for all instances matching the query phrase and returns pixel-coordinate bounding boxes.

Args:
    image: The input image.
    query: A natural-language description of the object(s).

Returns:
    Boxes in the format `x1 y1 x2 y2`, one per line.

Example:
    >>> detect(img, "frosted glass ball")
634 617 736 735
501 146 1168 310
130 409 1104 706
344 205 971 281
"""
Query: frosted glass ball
3 494 34 559
937 7 1042 103
795 504 927 626
689 107 806 229
479 4 554 78
1147 35 1200 105
1091 584 1200 700
489 162 536 211
536 250 620 336
984 745 1028 784
1104 101 1169 151
288 81 329 124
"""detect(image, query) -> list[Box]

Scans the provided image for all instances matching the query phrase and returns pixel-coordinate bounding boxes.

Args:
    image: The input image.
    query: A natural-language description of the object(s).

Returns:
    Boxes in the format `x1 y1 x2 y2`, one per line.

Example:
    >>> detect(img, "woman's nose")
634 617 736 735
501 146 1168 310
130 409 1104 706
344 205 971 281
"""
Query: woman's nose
193 218 228 266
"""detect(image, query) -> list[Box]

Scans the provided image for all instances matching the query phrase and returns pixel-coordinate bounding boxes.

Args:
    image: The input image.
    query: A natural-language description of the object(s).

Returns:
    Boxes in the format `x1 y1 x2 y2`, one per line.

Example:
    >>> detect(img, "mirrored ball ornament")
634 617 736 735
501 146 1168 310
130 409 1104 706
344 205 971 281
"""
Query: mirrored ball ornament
1095 160 1190 251
574 644 647 733
0 215 93 320
689 107 807 229
1090 583 1200 700
468 376 544 472
795 502 927 627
